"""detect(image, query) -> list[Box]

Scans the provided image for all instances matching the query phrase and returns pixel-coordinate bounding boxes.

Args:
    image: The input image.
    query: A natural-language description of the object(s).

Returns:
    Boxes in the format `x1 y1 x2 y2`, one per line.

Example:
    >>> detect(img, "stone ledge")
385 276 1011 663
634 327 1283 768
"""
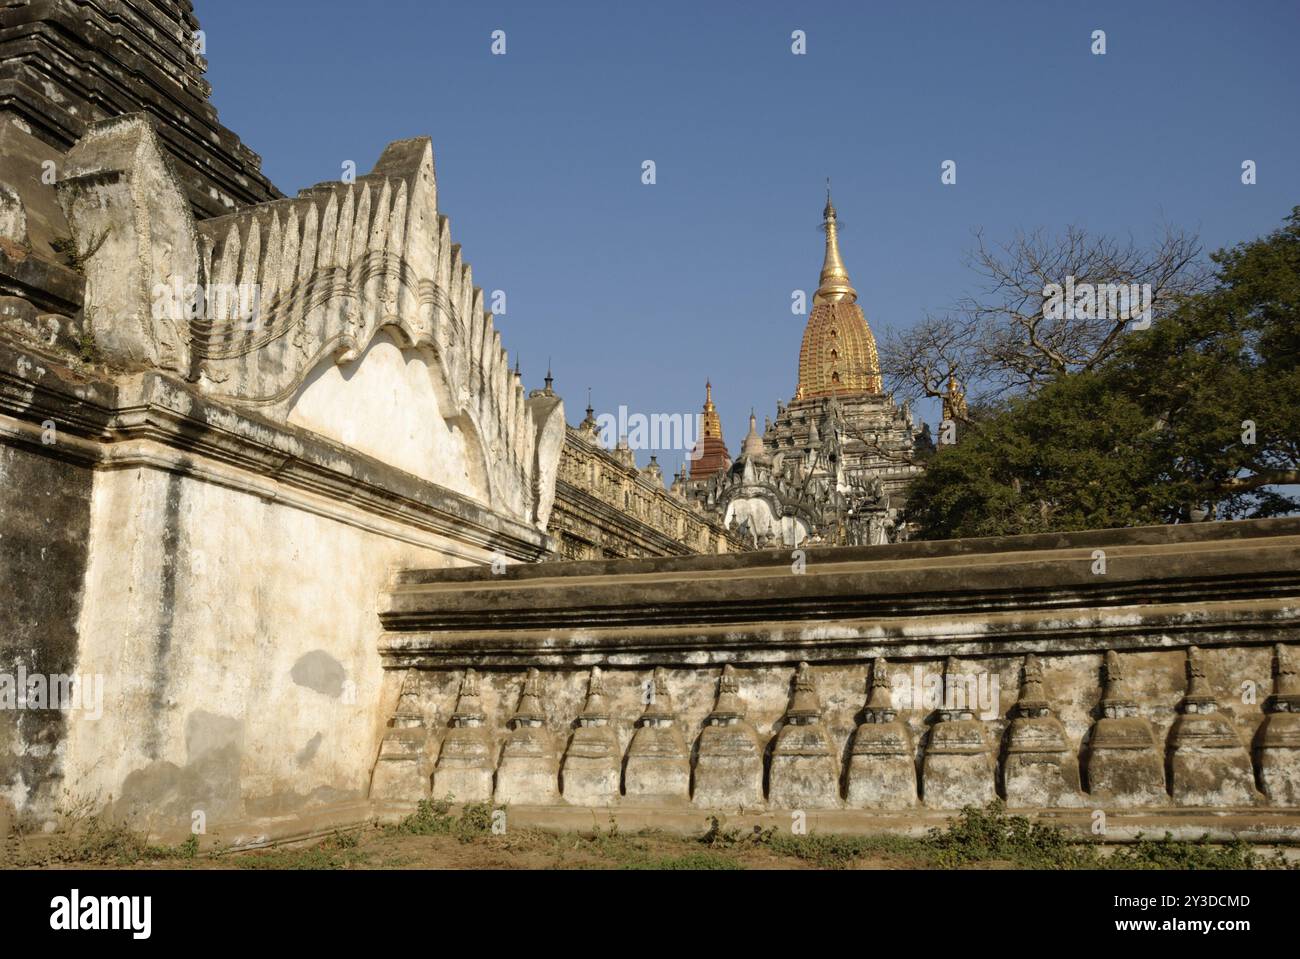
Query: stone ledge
392 515 1300 585
379 599 1299 668
0 241 84 315
0 340 552 560
379 518 1300 643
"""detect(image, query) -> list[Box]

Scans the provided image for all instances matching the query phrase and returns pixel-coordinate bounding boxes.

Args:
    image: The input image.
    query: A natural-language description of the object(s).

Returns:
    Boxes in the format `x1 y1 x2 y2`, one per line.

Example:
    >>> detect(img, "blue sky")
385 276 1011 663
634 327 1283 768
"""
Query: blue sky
197 0 1300 477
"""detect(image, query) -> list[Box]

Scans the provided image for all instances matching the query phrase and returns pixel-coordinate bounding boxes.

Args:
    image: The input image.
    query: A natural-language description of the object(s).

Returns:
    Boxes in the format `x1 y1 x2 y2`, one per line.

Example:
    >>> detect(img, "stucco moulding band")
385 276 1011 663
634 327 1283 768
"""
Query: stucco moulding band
375 519 1300 668
0 342 550 561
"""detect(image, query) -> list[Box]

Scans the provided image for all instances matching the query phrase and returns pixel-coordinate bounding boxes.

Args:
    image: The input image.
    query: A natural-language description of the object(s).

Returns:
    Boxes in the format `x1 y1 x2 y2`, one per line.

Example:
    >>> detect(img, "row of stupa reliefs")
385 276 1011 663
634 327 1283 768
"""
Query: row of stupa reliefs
370 646 1300 810
50 114 563 527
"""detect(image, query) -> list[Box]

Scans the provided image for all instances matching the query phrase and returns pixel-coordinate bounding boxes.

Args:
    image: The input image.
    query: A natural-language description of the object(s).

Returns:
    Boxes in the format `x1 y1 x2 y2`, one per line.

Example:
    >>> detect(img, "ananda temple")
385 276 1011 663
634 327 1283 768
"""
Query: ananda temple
2 1 1297 850
560 190 956 554
675 193 947 548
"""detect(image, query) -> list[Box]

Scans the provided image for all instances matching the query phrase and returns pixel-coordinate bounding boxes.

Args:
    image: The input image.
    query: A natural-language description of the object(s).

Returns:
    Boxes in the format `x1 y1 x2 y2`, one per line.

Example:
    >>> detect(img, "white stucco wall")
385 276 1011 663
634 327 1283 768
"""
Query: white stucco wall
61 460 480 840
286 332 488 502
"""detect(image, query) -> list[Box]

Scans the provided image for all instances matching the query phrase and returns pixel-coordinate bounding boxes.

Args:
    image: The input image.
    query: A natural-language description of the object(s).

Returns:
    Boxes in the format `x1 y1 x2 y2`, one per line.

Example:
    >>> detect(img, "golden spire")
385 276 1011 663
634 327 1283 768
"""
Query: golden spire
816 180 857 305
689 380 730 480
701 380 722 439
797 189 881 398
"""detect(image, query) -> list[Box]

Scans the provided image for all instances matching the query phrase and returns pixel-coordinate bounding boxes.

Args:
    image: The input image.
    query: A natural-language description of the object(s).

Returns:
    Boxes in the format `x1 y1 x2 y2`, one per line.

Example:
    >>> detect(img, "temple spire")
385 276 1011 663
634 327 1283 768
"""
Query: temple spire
816 183 857 305
701 380 722 440
740 408 766 459
689 380 730 479
580 387 598 434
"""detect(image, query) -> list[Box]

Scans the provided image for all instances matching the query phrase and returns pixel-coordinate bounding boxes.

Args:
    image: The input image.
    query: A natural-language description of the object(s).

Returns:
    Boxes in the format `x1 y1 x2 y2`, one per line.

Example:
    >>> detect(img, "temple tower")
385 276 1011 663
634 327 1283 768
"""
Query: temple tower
369 672 436 803
1256 644 1300 805
1084 651 1168 806
690 191 925 546
623 668 690 803
768 662 841 808
494 668 561 805
685 381 731 490
0 0 281 219
1001 654 1083 807
560 668 622 805
1166 646 1259 806
797 190 880 398
921 657 997 808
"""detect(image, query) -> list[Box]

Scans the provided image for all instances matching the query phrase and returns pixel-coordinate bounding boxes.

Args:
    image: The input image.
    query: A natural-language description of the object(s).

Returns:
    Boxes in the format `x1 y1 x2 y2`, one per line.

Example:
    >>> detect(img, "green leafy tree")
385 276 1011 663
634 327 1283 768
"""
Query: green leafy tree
905 208 1300 539
1112 206 1300 517
903 373 1172 538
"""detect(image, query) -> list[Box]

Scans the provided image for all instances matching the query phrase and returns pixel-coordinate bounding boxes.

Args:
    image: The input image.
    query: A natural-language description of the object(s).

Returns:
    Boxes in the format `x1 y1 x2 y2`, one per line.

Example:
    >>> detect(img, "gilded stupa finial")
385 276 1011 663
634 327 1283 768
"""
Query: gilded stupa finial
816 182 857 305
701 380 722 440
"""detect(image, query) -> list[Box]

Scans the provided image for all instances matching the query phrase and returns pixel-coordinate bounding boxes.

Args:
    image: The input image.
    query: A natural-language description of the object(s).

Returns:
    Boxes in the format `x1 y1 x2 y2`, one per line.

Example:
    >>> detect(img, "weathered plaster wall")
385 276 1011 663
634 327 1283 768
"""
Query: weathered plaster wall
0 440 92 820
0 336 554 843
52 436 533 842
59 461 488 842
286 333 487 502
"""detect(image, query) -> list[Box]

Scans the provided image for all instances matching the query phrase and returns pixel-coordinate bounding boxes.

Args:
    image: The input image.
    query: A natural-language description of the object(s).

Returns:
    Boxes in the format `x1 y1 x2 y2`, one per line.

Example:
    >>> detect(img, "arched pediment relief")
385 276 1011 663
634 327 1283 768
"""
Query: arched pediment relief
55 116 561 529
712 470 821 531
723 496 812 548
724 497 778 535
441 411 493 507
286 331 488 502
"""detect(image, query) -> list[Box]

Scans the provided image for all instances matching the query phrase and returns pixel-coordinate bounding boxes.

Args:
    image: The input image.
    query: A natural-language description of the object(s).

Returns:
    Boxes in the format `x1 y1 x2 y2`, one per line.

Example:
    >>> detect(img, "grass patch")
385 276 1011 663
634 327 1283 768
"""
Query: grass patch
387 798 499 843
925 801 1099 868
701 813 925 868
388 798 458 836
1109 832 1296 871
17 815 201 867
618 851 743 870
699 803 1295 871
575 817 649 859
13 798 1296 871
766 831 924 868
234 832 369 870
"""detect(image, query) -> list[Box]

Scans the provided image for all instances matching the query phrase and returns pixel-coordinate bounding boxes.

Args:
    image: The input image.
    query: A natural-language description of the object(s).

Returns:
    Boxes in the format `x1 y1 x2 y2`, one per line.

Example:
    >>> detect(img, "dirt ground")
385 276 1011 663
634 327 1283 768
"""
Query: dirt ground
7 801 1298 870
18 826 934 871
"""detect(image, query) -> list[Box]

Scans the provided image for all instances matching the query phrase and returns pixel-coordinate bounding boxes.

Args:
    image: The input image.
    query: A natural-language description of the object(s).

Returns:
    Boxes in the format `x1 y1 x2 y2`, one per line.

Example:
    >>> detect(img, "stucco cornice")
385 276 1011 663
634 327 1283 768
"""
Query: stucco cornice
0 341 550 561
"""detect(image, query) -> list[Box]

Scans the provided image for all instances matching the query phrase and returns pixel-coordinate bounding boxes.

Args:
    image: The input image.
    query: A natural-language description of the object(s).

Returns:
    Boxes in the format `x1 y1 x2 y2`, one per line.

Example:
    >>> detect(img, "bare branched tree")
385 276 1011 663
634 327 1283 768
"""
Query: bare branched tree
881 221 1212 411
879 312 982 422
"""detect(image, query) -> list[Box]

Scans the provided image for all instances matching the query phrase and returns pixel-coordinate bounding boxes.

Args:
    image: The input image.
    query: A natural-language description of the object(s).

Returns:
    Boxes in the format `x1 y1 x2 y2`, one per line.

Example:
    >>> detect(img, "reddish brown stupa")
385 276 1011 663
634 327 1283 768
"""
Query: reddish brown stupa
688 381 731 480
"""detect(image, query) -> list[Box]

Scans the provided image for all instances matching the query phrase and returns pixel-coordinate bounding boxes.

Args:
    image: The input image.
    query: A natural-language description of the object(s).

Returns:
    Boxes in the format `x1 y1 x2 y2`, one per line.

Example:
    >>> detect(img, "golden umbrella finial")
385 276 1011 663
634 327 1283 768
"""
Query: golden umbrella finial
816 181 856 305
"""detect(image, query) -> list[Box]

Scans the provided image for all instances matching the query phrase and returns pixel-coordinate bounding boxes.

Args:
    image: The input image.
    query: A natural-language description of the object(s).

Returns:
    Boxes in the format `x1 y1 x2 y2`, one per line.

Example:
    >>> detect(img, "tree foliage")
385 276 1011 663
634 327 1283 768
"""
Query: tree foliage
904 207 1300 539
881 221 1209 413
